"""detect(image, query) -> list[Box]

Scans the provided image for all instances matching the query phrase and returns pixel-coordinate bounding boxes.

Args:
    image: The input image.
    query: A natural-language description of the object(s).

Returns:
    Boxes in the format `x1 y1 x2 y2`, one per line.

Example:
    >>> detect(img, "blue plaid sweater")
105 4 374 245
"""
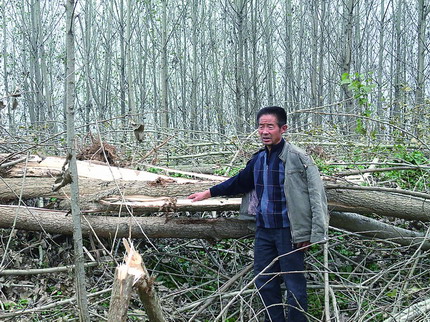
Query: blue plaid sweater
210 139 289 228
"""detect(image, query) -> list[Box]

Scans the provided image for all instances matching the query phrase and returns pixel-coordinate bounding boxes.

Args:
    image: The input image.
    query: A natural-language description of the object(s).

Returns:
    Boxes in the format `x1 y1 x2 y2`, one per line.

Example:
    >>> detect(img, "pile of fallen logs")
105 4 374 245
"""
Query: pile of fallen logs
0 154 429 249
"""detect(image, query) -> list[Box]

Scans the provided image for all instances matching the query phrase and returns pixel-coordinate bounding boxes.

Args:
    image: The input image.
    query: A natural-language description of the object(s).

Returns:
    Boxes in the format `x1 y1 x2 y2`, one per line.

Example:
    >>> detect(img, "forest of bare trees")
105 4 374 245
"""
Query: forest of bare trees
0 0 429 321
0 0 429 139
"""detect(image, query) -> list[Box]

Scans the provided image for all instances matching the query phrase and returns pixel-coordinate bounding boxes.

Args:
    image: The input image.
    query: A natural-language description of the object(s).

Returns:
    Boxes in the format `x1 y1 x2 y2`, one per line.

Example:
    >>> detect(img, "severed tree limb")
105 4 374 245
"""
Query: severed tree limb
139 163 226 182
0 156 28 169
0 262 98 276
0 288 111 319
325 183 430 200
336 165 430 177
188 264 253 319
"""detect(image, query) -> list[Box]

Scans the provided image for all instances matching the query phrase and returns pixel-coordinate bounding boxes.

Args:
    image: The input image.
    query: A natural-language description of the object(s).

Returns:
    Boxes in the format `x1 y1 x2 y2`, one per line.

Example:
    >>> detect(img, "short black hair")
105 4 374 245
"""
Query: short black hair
256 106 287 127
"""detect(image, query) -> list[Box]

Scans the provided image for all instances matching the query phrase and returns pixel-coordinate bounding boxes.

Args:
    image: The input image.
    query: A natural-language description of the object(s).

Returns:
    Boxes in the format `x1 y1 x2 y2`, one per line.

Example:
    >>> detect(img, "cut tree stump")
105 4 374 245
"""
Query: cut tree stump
107 239 166 322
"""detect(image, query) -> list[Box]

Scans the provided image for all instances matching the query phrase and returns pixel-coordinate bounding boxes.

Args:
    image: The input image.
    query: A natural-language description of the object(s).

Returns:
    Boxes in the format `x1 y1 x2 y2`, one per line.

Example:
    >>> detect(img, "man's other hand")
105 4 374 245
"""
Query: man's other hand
187 189 211 202
296 241 311 252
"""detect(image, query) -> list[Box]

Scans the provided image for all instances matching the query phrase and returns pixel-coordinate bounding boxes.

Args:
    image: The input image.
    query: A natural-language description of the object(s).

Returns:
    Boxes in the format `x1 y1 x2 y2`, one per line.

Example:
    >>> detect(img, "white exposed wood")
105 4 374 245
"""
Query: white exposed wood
384 298 430 322
100 195 241 212
7 155 197 183
139 163 226 181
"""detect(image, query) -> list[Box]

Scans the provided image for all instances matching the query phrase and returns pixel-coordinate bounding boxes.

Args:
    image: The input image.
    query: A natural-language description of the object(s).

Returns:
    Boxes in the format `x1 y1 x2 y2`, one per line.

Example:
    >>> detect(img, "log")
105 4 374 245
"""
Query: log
0 177 215 201
1 156 429 221
0 205 428 250
5 155 197 183
325 188 430 222
0 205 254 240
98 195 241 213
330 212 430 250
2 176 428 222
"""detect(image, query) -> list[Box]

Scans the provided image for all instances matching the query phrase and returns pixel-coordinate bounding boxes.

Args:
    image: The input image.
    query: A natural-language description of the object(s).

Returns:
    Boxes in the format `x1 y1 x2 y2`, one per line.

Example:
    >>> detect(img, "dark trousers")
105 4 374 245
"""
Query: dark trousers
254 227 308 322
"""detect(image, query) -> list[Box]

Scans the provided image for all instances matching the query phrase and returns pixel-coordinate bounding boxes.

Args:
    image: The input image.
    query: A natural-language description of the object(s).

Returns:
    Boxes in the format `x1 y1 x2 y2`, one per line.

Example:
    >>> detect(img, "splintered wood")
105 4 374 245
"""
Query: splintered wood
107 239 166 322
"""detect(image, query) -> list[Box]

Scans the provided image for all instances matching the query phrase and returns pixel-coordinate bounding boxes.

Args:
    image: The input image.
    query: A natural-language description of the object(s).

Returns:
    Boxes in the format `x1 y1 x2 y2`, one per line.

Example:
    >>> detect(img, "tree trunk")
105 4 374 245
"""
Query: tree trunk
340 0 355 133
0 205 254 240
160 0 169 128
264 0 274 105
2 3 12 132
107 265 135 322
376 0 385 122
325 186 430 222
1 172 430 221
65 1 90 319
234 0 246 133
414 0 429 136
0 205 428 251
108 239 166 322
330 212 430 250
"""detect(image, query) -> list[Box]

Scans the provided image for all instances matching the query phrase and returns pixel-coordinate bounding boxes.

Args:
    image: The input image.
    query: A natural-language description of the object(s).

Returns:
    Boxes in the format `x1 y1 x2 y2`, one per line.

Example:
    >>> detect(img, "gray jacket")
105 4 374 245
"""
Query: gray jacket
240 142 329 244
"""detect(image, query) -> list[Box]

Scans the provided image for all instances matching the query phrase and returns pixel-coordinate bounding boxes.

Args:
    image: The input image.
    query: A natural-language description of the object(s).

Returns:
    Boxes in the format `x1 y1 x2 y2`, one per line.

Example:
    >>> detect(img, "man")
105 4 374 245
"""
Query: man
188 106 328 322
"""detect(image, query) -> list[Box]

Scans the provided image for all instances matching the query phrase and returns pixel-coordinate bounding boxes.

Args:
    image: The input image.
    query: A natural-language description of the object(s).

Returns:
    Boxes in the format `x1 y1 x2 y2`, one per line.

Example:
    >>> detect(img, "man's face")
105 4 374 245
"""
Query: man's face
258 114 287 148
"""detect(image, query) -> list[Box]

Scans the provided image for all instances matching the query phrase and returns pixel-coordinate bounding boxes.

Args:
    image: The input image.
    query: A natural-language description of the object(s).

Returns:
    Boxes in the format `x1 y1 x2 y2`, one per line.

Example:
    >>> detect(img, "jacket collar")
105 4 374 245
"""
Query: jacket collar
278 140 290 162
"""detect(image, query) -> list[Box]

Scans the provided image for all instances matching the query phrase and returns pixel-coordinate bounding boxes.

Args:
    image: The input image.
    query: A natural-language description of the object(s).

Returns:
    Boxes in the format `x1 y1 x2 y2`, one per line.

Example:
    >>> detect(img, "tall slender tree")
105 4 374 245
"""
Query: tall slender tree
65 0 90 319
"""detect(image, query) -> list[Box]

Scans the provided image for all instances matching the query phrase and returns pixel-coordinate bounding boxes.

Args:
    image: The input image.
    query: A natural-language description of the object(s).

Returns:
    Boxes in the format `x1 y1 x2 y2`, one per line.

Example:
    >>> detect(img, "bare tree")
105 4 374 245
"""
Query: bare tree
65 0 90 319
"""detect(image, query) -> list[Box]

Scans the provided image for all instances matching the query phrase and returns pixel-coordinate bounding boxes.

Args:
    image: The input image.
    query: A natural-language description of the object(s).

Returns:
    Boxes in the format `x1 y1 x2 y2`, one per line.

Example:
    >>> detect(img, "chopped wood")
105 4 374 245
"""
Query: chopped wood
0 262 98 276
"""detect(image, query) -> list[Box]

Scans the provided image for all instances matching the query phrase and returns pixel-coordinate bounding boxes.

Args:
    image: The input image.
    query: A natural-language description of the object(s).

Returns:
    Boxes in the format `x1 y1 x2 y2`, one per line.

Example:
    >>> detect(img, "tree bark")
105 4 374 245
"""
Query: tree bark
0 205 254 240
0 205 428 251
107 265 135 322
65 1 90 319
107 239 166 322
2 175 429 221
330 212 430 250
325 187 430 222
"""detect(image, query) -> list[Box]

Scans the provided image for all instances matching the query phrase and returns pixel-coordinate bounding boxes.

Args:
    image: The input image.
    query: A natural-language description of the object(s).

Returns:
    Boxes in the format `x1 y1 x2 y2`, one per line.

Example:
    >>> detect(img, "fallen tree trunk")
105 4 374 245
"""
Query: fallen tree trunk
325 188 430 222
0 177 215 201
1 177 430 221
4 155 203 183
0 205 254 240
0 205 428 250
330 212 430 250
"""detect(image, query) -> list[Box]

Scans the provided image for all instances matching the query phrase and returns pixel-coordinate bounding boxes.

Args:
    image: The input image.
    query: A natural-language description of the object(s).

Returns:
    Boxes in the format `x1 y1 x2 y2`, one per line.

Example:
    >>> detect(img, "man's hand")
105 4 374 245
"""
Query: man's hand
295 241 311 252
188 189 211 202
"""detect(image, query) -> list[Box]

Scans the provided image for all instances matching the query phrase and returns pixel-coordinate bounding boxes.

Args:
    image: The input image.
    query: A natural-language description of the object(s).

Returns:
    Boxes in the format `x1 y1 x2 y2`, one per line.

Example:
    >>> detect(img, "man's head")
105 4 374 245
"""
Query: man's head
256 106 287 149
